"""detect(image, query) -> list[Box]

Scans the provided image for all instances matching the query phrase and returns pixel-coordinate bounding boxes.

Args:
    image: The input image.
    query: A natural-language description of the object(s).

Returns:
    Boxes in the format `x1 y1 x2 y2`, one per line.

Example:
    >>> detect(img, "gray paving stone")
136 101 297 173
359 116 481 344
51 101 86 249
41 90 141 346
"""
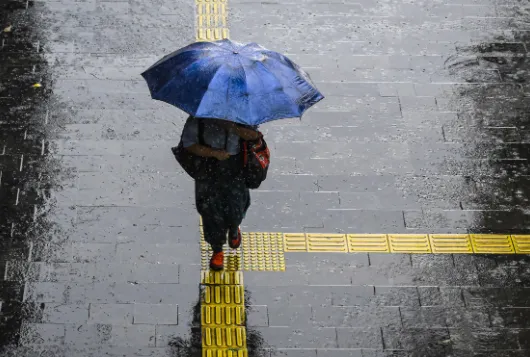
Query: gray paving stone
42 303 89 324
72 243 117 263
400 307 449 328
117 243 199 265
89 303 133 325
24 282 68 303
154 324 191 348
315 350 362 357
373 287 420 307
450 328 521 351
274 349 318 357
331 286 375 306
313 306 401 328
268 305 312 327
129 263 180 284
336 328 383 349
19 323 66 346
133 304 178 325
247 286 333 307
46 263 97 282
383 327 452 353
254 327 337 349
247 305 269 327
4 261 47 282
490 308 530 328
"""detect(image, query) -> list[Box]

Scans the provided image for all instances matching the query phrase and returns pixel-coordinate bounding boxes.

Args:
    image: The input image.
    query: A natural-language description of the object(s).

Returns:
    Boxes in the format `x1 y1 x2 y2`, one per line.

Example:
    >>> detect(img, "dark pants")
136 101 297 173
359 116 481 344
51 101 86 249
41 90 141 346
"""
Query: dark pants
196 177 250 252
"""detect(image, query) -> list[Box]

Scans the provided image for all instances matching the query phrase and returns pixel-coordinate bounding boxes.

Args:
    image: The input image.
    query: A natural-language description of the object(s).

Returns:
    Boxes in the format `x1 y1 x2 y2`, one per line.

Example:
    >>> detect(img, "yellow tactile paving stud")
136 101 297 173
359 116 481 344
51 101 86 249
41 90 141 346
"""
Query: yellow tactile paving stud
202 326 247 348
347 234 390 253
196 0 229 41
202 285 245 305
512 235 530 253
203 348 248 357
201 270 244 285
429 234 473 254
388 234 432 254
241 232 285 271
200 231 243 271
201 305 245 326
306 233 348 252
471 234 515 254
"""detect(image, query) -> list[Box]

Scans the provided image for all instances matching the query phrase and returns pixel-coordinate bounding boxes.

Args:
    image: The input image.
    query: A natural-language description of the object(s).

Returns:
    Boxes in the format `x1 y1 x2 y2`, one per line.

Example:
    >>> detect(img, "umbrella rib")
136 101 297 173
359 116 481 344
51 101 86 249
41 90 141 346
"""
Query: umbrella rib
236 55 250 122
154 54 221 101
255 58 301 119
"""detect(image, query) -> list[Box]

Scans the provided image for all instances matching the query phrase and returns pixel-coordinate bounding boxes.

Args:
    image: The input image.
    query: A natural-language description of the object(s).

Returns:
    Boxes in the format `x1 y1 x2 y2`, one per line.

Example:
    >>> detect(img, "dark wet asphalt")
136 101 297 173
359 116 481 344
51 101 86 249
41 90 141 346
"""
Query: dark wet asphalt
3 0 530 356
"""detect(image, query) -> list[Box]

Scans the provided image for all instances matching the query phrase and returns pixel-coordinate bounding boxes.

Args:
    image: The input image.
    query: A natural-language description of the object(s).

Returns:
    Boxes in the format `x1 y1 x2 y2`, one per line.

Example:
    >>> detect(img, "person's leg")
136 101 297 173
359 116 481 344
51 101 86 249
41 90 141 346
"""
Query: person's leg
195 180 227 270
227 180 251 249
202 216 225 252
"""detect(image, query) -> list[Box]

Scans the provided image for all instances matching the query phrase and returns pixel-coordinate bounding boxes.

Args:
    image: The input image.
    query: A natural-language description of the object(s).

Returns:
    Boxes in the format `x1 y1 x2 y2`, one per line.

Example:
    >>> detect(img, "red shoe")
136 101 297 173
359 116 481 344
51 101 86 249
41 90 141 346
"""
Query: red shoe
229 227 242 249
209 251 224 271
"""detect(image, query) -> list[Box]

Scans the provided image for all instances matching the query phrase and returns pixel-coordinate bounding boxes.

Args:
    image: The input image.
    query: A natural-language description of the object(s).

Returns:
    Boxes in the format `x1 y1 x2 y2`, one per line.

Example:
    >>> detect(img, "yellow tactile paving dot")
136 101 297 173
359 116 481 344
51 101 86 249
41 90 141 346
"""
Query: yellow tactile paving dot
306 233 348 252
201 230 285 271
200 232 243 271
347 234 390 253
388 234 432 254
202 326 246 348
203 348 248 357
241 232 285 271
512 235 530 253
471 234 515 254
201 305 245 326
196 0 229 41
430 234 473 254
202 285 245 305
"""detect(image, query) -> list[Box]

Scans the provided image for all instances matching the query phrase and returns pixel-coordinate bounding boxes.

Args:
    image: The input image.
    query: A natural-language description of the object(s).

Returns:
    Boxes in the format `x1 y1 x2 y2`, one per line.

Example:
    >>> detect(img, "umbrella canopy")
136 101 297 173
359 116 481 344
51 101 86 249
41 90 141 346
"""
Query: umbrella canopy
141 39 324 126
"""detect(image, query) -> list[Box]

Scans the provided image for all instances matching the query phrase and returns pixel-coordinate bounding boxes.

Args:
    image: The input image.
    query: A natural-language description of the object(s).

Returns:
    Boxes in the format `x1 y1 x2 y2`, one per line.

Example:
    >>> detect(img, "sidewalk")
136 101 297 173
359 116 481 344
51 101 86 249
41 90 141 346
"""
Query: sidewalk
2 0 530 356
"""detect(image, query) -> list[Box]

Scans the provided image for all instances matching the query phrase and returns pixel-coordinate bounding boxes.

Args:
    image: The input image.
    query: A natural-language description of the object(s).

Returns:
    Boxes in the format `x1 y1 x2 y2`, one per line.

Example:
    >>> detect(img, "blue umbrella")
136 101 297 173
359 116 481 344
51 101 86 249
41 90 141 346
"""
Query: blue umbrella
141 39 324 126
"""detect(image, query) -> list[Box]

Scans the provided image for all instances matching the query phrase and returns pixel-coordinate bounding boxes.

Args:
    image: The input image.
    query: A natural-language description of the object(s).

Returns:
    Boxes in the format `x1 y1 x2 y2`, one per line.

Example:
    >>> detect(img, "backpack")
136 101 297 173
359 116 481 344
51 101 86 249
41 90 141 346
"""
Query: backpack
242 135 270 189
171 120 216 181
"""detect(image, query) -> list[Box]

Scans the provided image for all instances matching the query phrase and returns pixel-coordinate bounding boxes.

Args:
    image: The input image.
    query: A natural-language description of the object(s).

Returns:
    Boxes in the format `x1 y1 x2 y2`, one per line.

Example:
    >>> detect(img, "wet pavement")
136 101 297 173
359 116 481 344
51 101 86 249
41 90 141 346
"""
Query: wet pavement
3 0 530 356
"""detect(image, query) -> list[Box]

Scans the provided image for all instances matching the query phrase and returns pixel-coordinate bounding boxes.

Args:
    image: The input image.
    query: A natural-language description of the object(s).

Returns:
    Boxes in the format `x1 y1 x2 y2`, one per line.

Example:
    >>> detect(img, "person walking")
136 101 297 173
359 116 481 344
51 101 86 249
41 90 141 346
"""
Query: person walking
181 117 261 270
141 39 323 270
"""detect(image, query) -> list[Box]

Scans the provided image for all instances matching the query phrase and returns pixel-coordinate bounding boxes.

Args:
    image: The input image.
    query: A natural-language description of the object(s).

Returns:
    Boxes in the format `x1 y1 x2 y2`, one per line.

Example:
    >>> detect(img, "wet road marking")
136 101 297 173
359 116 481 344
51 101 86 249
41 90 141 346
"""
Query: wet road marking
196 0 229 41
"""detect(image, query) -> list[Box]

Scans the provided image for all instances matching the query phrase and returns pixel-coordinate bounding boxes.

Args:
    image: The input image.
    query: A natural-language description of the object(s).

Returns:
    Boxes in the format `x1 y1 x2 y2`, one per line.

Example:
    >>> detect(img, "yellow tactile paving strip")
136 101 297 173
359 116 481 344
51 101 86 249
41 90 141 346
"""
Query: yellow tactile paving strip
196 0 229 41
201 270 248 356
282 232 530 254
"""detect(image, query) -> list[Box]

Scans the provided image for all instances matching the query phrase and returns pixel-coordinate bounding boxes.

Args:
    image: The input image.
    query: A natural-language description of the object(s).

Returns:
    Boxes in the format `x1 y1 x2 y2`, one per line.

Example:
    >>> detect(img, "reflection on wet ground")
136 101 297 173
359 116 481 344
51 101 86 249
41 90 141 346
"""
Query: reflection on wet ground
1 0 54 351
3 0 530 356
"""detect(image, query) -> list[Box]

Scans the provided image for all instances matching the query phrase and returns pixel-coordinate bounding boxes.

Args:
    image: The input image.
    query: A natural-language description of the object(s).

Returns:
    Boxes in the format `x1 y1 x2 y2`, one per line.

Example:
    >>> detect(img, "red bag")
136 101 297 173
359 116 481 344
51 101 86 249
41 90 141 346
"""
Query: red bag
243 135 270 189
